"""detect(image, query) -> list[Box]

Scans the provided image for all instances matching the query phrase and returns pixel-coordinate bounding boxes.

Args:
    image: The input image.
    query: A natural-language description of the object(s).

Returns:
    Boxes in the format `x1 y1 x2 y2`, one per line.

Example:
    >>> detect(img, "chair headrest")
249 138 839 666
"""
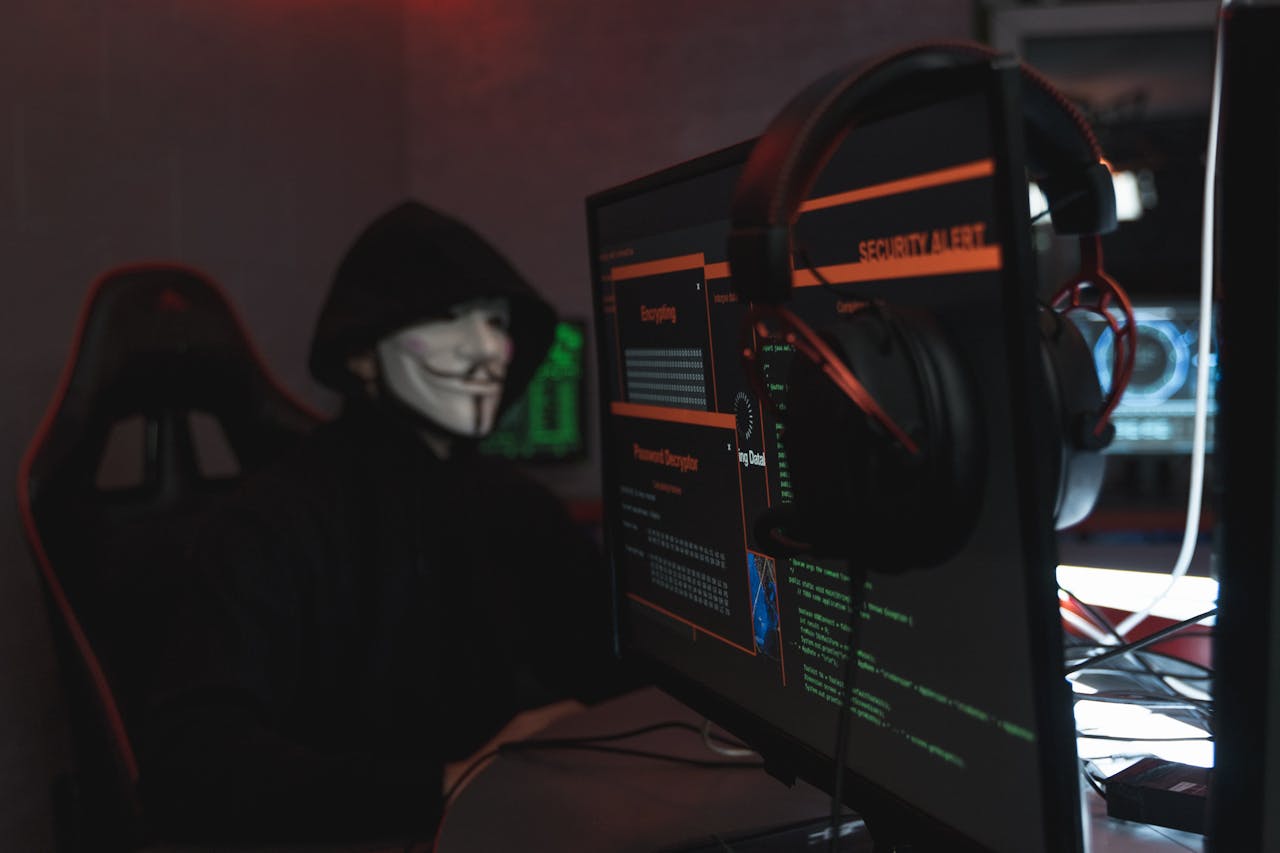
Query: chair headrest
25 263 321 515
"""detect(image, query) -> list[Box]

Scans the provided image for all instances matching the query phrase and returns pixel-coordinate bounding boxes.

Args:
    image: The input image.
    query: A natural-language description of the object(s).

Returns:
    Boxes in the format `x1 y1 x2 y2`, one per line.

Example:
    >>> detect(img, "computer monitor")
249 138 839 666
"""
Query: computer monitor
1208 4 1280 850
1070 301 1217 455
478 318 589 464
587 62 1082 852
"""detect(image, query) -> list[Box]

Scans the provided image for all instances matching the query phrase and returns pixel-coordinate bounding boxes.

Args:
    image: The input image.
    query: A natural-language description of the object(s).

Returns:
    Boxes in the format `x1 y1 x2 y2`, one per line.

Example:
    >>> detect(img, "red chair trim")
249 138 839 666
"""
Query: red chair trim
17 268 140 784
15 260 328 788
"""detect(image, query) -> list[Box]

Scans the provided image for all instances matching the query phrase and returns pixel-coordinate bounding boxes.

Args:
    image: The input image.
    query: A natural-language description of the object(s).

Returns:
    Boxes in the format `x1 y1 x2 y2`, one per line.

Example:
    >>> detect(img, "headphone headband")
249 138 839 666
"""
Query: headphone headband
729 40 1117 305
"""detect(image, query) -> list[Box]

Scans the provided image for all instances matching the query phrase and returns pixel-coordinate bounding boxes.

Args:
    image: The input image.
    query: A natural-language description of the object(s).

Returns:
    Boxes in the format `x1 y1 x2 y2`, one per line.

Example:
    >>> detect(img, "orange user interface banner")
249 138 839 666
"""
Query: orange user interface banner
588 79 1076 853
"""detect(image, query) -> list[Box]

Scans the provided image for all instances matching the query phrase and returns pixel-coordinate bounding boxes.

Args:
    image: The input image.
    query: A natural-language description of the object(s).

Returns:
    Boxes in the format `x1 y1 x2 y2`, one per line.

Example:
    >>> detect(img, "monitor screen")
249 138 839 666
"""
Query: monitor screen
588 65 1080 852
478 319 588 464
1070 301 1217 454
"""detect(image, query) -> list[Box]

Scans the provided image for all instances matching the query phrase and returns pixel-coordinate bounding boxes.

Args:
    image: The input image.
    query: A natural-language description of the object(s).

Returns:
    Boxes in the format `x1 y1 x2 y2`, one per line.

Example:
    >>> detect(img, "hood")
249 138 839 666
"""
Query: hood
308 200 557 414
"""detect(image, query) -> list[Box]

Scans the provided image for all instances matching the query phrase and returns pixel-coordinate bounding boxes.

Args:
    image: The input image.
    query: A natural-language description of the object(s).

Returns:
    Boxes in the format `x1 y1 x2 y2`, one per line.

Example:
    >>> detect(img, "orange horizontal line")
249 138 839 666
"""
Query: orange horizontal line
608 253 706 282
799 159 995 214
705 261 731 280
611 401 734 429
627 593 756 657
793 246 1002 287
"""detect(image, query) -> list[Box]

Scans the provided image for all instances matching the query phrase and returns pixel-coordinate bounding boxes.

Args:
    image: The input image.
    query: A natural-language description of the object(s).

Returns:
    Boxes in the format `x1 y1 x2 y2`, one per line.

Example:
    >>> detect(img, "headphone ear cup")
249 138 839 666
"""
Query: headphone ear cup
1039 308 1112 529
780 309 984 571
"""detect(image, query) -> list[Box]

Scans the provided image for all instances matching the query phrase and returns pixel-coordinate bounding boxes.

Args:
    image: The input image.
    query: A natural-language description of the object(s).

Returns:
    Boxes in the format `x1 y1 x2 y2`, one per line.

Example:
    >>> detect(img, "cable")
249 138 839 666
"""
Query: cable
1077 732 1213 743
1065 609 1216 675
1073 664 1212 684
701 719 758 758
1071 666 1214 731
794 246 845 298
442 746 500 803
500 740 765 769
829 563 869 853
1030 187 1088 226
431 720 765 852
1063 610 1121 646
518 719 715 748
1107 649 1213 679
1061 587 1215 679
1081 759 1108 798
1071 690 1212 710
1059 586 1122 645
1061 604 1117 646
431 746 501 853
1112 0 1226 639
1072 641 1215 676
1140 648 1215 678
1060 586 1211 717
1066 637 1214 679
442 719 715 801
1168 630 1215 641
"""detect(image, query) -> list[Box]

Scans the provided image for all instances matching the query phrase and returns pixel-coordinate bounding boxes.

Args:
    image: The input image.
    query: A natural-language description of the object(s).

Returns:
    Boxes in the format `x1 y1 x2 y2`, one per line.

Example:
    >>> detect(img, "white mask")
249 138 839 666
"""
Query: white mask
376 297 514 437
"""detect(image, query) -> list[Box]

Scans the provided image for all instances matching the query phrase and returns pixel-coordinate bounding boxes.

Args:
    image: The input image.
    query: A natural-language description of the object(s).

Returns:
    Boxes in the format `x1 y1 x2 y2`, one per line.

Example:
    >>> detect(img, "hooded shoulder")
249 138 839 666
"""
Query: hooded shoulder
308 200 556 405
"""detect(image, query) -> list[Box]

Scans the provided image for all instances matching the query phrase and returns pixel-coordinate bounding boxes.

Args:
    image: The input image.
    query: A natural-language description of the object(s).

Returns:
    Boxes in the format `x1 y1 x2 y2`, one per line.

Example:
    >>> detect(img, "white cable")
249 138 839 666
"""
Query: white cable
700 719 757 758
1061 605 1118 647
1113 2 1226 639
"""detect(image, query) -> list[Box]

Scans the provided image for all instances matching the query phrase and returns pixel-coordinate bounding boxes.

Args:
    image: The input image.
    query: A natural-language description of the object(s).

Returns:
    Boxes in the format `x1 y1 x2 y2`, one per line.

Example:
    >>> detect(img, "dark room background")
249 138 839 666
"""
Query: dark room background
1 1 976 848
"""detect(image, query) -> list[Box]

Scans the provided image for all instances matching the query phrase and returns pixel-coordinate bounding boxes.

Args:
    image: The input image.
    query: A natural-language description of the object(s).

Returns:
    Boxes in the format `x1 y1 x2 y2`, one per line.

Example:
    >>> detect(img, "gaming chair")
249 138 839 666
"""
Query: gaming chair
16 263 322 851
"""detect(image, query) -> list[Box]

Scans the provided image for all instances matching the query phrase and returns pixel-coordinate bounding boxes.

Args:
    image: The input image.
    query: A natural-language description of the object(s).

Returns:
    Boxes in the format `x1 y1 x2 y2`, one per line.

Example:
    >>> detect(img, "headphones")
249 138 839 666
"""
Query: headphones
729 41 1135 571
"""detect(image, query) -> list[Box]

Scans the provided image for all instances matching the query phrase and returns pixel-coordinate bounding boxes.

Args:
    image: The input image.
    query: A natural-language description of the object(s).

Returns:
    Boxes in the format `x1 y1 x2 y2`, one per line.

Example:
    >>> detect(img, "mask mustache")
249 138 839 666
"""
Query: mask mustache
414 357 507 385
463 362 506 384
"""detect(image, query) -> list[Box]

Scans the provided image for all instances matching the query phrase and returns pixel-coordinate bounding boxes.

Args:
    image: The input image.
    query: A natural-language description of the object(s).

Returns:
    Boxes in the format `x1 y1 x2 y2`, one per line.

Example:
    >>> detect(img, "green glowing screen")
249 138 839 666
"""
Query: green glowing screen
479 320 587 463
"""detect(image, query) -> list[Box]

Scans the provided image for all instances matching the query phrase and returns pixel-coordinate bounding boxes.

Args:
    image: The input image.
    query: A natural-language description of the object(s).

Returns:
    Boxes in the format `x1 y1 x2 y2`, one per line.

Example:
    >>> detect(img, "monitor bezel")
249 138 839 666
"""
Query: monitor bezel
1207 5 1280 850
586 60 1083 852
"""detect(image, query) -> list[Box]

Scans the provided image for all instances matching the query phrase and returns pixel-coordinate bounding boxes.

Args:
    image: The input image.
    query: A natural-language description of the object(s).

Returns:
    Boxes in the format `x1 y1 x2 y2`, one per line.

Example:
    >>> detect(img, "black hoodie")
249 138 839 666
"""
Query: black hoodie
136 202 623 844
309 199 556 413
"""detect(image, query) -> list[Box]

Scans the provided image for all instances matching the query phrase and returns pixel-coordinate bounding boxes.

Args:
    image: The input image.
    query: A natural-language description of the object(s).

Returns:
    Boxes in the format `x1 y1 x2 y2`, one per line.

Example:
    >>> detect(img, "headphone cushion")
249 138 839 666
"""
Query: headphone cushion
782 308 984 570
1038 309 1108 529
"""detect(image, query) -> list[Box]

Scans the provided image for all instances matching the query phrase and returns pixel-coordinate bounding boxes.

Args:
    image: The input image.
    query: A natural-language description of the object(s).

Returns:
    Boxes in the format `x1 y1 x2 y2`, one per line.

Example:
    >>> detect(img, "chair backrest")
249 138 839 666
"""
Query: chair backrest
16 263 323 851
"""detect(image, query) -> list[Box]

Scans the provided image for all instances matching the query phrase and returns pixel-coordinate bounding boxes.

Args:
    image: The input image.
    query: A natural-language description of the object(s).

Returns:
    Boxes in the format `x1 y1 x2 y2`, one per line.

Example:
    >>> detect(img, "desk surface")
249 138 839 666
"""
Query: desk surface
436 687 1205 853
143 687 1205 853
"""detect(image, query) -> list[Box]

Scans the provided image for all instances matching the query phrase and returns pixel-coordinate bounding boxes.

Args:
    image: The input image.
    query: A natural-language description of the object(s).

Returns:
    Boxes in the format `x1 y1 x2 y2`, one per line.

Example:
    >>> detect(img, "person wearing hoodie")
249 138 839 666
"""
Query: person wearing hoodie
136 201 629 843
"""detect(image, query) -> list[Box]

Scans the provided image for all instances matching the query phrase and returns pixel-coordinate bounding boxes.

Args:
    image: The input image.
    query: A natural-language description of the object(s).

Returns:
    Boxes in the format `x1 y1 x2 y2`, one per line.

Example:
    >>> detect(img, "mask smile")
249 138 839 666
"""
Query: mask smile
375 298 514 438
408 358 506 391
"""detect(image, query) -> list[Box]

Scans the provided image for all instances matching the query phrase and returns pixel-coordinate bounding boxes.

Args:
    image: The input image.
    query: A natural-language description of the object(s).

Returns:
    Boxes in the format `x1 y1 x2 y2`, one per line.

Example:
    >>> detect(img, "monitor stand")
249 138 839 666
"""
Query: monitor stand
657 813 875 852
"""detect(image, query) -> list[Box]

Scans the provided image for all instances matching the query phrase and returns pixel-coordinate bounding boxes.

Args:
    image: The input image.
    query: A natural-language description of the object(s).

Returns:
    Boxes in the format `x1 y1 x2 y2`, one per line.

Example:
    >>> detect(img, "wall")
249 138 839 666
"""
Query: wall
2 1 979 847
403 0 978 499
0 1 408 849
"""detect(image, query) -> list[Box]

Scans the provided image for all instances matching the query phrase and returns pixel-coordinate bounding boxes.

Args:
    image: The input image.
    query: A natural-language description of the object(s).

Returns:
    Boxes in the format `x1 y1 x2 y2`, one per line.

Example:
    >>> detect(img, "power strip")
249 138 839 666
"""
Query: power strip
1105 756 1209 835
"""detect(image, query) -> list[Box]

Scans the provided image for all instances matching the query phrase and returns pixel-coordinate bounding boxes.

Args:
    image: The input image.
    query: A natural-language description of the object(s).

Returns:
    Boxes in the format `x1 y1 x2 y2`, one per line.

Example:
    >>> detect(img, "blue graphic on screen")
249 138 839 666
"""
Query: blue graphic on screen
1072 303 1216 453
747 552 780 659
